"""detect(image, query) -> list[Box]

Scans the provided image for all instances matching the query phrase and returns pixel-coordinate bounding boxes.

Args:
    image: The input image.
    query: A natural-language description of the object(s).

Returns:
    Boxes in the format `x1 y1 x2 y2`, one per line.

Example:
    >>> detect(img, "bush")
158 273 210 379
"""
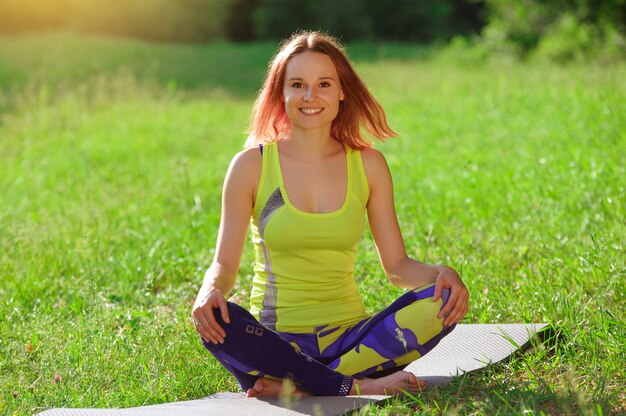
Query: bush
251 0 486 42
0 0 487 43
535 13 597 62
480 0 626 61
225 0 259 42
252 0 370 41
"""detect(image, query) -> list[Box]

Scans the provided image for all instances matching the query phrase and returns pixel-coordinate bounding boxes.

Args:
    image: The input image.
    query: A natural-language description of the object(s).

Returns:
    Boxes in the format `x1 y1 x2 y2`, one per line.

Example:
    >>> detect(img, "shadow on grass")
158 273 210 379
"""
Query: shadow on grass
368 326 610 415
372 373 609 416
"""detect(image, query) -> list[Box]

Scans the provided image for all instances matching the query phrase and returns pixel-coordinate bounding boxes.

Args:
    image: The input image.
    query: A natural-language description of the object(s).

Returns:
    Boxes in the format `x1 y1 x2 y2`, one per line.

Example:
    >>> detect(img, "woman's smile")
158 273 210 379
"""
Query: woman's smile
282 51 344 134
300 107 324 115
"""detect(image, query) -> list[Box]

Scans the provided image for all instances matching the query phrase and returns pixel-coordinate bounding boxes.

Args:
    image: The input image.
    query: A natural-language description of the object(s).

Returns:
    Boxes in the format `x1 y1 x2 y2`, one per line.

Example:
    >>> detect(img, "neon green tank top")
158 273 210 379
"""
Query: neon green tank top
249 141 370 333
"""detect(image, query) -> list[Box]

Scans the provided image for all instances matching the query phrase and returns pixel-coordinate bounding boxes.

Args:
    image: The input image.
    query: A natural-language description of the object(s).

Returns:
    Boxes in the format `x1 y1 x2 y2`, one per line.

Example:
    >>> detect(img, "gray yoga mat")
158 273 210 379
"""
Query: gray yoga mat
36 323 552 416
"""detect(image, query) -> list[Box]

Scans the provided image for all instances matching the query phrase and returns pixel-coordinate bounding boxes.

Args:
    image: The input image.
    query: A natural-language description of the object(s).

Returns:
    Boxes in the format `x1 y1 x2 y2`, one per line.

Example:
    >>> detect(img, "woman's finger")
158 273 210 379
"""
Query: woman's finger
198 321 223 344
218 296 231 325
441 291 460 325
193 314 214 343
433 280 443 302
196 325 214 344
202 304 226 335
192 316 214 343
444 292 469 325
206 326 224 344
195 310 224 344
204 308 226 339
438 287 458 319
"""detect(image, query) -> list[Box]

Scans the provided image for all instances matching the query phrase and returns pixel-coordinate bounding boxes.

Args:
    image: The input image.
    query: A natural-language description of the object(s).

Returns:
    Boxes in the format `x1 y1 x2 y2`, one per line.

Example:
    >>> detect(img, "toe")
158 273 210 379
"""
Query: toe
407 373 417 384
406 372 427 392
414 379 427 391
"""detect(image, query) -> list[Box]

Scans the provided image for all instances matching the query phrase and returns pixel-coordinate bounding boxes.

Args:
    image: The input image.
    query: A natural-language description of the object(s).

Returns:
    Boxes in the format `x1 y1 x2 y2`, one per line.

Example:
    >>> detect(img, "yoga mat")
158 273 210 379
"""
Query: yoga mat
404 323 551 386
36 323 552 416
33 393 387 416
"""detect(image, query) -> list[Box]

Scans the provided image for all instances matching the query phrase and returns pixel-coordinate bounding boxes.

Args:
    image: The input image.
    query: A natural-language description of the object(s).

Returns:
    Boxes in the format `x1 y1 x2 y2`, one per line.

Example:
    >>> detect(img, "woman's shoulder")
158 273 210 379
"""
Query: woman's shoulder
224 146 263 192
229 146 263 174
359 147 390 177
358 147 393 195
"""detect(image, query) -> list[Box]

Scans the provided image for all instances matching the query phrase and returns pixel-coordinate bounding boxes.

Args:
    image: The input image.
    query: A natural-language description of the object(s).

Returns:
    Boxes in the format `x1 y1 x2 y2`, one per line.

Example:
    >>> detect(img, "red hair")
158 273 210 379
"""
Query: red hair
245 31 397 150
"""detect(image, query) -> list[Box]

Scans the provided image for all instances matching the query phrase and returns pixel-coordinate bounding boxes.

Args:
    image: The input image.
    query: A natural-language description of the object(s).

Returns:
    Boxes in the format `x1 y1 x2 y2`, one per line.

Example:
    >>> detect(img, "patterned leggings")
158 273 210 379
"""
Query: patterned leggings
201 283 454 396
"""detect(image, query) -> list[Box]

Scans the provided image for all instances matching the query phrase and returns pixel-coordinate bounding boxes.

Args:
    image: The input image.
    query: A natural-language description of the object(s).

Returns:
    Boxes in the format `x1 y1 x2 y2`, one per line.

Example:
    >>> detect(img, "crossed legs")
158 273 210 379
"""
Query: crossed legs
201 284 454 396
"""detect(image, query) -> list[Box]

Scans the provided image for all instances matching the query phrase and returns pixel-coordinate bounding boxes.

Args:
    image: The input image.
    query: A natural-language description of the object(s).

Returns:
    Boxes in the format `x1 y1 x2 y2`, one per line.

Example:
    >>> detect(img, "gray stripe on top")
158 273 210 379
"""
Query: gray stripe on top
258 187 285 330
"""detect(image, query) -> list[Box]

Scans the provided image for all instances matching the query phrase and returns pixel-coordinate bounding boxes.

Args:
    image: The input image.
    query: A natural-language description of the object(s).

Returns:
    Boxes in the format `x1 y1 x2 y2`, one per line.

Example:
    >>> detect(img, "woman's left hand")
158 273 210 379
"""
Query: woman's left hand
433 266 469 326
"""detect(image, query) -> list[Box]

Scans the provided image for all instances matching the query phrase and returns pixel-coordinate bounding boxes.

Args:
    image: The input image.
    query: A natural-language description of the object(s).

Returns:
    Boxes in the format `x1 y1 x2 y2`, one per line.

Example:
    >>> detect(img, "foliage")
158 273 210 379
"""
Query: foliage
250 0 485 42
1 0 625 62
481 0 626 60
252 0 370 41
356 0 485 42
0 34 625 415
0 0 486 43
224 0 259 42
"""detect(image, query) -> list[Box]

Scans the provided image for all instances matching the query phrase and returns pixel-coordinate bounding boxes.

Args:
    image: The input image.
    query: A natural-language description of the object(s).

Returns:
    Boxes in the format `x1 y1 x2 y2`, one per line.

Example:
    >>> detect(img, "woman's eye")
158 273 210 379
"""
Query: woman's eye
292 82 303 88
320 82 331 87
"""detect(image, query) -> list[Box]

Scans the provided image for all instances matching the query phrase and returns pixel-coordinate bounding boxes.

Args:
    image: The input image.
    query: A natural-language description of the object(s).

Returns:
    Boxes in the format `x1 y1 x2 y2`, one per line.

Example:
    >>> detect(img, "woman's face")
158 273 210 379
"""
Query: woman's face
282 51 344 135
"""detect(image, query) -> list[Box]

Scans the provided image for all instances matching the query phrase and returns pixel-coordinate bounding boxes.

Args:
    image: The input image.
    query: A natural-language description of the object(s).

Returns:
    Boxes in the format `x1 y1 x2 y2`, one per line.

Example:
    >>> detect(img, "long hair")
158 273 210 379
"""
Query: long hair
245 31 397 150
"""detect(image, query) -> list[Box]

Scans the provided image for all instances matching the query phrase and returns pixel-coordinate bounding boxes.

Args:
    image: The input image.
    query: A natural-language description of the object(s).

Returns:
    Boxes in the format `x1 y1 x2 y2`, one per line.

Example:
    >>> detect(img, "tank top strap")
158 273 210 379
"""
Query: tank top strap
253 141 282 217
346 146 370 208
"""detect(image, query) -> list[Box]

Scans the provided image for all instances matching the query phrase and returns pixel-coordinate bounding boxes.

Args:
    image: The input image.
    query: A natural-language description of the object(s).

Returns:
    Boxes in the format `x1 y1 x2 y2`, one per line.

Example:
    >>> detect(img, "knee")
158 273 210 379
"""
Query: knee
411 284 451 309
438 288 451 309
212 302 262 334
212 301 245 326
408 284 451 320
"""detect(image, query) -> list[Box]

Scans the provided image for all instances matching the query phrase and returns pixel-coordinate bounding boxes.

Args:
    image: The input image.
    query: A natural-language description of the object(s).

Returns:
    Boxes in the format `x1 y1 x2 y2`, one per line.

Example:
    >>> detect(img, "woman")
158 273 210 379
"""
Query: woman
192 31 469 397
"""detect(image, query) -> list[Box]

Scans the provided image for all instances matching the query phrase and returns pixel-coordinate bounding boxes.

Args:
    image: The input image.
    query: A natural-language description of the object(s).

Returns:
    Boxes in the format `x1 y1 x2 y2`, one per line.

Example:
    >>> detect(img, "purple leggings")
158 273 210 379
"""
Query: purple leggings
201 284 454 396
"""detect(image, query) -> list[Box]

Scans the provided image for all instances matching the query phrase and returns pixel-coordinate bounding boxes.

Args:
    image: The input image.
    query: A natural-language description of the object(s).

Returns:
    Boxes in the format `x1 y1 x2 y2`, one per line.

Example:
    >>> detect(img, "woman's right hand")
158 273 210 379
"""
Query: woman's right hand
191 287 231 344
190 148 259 344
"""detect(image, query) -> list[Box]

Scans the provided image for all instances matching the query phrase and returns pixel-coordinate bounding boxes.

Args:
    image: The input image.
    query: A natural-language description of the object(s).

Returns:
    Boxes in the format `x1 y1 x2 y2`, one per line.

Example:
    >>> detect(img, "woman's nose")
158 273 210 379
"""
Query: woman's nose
303 87 315 101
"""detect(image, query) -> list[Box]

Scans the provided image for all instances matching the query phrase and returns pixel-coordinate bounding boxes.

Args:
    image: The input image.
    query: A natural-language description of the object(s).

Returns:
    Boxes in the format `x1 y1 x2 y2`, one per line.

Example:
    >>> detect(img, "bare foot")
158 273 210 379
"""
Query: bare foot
246 378 312 398
350 371 426 396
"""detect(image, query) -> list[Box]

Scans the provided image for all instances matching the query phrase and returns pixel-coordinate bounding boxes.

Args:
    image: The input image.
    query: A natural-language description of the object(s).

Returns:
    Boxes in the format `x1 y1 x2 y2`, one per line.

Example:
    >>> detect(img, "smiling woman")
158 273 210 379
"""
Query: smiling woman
191 30 469 398
281 52 345 135
245 31 396 150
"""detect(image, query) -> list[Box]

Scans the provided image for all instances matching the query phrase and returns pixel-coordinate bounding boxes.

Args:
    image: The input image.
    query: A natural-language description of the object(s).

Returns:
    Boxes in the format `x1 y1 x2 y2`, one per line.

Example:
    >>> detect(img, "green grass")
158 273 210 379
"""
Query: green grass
1 32 624 415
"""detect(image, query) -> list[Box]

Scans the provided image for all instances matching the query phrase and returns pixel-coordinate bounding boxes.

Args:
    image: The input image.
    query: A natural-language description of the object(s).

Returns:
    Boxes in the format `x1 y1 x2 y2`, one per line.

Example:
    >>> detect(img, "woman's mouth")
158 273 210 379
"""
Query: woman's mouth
299 107 323 115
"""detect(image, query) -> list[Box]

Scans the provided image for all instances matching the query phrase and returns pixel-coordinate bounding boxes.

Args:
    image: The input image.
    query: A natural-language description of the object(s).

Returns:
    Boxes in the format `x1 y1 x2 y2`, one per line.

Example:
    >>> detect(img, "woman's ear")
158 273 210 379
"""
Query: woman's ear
340 88 345 101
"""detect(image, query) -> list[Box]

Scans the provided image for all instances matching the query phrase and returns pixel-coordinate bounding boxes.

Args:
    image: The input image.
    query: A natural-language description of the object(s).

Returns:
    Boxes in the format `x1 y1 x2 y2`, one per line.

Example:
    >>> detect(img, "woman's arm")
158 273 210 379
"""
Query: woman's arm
191 147 261 344
362 148 469 326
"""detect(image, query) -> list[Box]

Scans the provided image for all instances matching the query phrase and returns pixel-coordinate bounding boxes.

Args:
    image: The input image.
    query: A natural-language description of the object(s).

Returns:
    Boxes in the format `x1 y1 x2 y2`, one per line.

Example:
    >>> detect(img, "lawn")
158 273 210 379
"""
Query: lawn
1 32 624 415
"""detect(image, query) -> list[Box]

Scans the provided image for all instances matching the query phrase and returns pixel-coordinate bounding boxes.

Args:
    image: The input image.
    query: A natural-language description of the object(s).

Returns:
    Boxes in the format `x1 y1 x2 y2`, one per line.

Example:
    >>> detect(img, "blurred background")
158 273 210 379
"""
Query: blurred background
0 0 625 61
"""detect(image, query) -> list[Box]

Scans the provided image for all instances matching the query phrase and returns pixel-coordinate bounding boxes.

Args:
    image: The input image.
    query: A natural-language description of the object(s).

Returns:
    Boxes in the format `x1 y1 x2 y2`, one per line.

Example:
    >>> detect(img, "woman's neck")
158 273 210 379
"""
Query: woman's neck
284 128 342 160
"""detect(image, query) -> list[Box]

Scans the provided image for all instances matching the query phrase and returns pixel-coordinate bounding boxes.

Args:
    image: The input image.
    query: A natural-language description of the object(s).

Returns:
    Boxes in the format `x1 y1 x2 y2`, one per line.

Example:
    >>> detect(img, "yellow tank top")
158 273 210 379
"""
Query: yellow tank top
249 141 370 333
